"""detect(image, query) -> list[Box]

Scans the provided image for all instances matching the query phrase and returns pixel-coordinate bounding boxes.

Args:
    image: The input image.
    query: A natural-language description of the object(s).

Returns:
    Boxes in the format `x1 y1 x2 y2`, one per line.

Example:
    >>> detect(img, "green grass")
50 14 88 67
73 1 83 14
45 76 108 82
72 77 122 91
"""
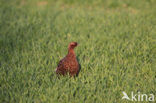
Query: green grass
0 0 156 103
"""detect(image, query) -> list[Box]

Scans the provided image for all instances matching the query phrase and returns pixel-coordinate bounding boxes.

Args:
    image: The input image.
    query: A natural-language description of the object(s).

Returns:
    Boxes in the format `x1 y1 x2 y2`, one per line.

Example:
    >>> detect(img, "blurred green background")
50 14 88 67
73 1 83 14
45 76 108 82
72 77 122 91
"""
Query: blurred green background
0 0 156 103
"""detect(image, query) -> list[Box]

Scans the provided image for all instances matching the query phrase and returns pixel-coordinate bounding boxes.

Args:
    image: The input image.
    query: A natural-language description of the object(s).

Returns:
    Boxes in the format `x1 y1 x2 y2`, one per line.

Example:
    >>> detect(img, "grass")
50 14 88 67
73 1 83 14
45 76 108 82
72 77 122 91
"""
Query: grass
0 0 156 103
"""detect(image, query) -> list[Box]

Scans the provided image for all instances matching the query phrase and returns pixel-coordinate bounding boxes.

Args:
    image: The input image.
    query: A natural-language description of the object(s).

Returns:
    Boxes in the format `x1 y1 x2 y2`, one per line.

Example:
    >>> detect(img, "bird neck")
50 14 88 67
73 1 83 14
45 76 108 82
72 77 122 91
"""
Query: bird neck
68 49 75 56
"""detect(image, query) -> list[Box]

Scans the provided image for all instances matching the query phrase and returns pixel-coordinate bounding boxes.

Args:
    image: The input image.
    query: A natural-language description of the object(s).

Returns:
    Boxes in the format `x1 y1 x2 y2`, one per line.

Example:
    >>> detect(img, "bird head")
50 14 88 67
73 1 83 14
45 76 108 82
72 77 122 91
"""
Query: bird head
68 42 78 50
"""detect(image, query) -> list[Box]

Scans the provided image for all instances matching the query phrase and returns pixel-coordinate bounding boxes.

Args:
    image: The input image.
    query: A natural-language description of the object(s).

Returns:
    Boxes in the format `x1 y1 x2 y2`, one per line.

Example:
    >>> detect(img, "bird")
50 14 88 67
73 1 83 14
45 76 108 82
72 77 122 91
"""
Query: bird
56 42 79 77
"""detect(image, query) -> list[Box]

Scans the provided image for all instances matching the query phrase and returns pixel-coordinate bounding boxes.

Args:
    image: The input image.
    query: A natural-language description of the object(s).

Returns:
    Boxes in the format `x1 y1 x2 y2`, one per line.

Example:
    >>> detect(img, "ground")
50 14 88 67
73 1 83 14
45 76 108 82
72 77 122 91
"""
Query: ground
0 0 156 103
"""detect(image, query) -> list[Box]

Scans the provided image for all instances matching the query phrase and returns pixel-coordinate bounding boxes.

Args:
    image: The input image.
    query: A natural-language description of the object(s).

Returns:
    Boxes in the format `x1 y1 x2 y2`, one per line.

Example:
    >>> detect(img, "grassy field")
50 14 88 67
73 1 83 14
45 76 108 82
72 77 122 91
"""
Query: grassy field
0 0 156 103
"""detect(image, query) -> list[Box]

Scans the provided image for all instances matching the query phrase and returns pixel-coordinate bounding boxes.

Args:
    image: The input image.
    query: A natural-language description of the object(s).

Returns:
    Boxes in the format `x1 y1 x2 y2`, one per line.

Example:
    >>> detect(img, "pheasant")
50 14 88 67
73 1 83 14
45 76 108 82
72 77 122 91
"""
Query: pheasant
56 42 79 76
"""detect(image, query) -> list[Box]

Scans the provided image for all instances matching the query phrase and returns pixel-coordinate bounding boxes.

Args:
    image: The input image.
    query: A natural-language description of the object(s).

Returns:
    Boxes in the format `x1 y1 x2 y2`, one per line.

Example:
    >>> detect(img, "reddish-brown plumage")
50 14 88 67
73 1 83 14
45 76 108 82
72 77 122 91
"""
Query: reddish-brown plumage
56 42 79 76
